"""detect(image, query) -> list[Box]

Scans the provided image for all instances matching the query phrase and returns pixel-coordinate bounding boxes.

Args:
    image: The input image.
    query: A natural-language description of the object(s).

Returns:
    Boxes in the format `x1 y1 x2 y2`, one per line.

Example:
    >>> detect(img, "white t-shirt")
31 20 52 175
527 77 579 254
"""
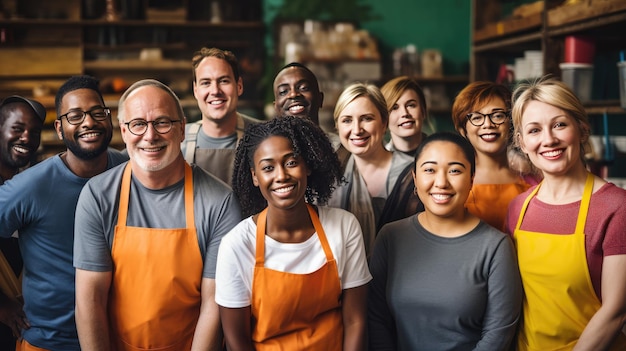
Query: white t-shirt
215 206 372 308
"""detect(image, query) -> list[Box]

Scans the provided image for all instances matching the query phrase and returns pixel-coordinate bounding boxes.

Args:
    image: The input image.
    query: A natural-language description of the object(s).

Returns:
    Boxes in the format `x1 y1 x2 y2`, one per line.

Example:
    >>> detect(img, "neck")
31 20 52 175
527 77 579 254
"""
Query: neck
202 112 238 138
474 151 517 184
353 146 393 170
62 150 109 178
130 154 186 190
418 209 478 238
537 162 590 204
0 166 18 183
264 202 315 243
391 133 422 153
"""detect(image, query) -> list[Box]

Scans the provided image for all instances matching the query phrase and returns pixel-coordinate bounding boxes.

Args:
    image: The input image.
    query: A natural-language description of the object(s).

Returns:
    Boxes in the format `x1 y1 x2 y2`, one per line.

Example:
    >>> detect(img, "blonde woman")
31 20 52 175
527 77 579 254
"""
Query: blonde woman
326 83 412 255
507 77 626 350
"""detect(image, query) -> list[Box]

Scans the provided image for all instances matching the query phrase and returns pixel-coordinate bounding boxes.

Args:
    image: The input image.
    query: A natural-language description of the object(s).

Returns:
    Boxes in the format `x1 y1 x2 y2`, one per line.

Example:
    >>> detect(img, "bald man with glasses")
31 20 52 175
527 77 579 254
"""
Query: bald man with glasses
74 79 241 351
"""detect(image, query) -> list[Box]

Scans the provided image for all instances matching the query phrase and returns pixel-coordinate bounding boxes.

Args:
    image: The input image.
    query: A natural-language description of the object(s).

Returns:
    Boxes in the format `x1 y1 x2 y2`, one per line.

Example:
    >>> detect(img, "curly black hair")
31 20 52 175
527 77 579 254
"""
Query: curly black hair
232 116 342 217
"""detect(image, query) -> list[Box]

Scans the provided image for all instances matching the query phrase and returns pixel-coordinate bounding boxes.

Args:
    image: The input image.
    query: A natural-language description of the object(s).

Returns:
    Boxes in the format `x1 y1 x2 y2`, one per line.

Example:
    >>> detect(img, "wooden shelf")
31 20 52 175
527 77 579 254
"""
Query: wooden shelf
473 12 542 43
84 59 190 71
547 0 626 29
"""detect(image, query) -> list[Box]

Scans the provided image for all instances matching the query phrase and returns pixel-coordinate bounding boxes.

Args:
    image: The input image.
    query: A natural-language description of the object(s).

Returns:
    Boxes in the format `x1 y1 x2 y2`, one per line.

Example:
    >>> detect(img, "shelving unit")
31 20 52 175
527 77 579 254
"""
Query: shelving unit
0 0 265 157
471 0 626 176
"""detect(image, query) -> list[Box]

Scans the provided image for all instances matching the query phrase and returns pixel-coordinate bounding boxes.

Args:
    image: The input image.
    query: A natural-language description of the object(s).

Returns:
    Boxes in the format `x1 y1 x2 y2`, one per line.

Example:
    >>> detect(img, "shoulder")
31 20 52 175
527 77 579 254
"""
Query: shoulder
378 216 416 241
107 148 129 166
392 150 413 166
220 217 255 247
238 112 260 128
592 182 626 209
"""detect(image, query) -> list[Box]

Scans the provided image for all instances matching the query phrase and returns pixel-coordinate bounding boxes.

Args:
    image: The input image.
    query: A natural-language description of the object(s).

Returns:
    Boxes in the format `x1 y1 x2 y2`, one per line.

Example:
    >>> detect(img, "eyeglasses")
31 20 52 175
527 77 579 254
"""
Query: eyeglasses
466 110 510 126
58 107 111 125
124 118 182 136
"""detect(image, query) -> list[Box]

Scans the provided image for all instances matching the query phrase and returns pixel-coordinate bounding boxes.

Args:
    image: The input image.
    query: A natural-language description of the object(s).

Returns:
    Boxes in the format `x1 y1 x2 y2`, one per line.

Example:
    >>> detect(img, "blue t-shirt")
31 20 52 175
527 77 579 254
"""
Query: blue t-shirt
0 150 127 350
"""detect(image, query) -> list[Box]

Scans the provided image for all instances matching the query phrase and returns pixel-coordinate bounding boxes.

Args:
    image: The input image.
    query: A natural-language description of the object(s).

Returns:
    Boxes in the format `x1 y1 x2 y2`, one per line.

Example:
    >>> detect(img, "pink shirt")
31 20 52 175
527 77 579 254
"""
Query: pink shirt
506 182 626 299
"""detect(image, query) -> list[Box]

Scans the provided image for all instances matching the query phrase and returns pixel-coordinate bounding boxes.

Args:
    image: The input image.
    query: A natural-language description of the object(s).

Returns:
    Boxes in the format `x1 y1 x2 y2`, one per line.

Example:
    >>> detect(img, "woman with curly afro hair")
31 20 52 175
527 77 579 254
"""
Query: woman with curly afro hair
215 116 372 351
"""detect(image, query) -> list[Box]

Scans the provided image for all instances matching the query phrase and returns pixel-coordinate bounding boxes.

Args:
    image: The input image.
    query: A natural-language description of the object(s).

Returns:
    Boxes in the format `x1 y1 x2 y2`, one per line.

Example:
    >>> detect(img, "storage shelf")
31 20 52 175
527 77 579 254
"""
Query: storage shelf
84 59 190 71
473 12 542 43
0 18 264 29
473 32 542 53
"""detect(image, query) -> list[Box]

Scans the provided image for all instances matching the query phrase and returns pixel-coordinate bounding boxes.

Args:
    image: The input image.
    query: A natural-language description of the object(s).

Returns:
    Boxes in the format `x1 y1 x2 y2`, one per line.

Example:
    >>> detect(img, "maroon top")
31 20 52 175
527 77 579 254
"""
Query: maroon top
506 182 626 299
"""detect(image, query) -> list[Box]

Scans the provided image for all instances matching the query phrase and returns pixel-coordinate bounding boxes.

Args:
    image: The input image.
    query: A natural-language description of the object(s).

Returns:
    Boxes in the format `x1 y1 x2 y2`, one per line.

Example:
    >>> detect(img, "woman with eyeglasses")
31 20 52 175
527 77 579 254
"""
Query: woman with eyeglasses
451 81 538 231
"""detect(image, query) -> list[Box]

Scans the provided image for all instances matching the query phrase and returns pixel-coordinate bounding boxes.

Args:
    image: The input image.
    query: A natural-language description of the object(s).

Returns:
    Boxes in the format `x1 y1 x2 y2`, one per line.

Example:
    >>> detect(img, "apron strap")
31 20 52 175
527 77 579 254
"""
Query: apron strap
117 163 132 227
184 163 194 229
117 163 194 228
255 208 268 267
306 204 334 262
255 205 333 267
574 172 594 234
183 121 201 164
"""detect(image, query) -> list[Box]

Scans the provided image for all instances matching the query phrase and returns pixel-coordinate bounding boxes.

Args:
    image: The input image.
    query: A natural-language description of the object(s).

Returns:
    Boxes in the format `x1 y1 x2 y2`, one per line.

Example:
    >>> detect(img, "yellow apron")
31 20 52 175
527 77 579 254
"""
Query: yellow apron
514 173 626 350
251 204 343 351
109 163 203 351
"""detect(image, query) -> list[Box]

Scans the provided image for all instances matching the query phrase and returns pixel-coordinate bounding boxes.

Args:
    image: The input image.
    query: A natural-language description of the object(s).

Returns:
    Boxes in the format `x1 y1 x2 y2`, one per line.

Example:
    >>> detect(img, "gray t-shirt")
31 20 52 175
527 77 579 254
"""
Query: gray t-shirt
73 162 242 278
368 216 522 351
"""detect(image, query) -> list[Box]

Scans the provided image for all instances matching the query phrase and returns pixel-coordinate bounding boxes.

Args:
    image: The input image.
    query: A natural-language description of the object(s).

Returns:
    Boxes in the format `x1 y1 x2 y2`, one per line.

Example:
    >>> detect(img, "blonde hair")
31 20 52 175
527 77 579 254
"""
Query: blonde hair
511 76 591 161
333 82 388 126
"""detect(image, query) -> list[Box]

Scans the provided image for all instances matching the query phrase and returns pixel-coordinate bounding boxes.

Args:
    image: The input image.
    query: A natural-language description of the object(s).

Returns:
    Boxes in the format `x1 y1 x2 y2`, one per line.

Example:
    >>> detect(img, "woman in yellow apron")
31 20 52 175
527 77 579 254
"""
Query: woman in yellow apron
216 116 371 351
507 77 626 350
452 81 540 231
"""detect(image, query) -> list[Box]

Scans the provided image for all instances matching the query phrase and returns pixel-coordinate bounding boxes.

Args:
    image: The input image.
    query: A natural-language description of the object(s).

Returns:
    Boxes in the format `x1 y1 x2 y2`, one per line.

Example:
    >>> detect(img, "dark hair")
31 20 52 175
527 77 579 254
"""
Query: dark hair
55 75 104 116
232 116 341 217
413 131 476 176
191 47 240 82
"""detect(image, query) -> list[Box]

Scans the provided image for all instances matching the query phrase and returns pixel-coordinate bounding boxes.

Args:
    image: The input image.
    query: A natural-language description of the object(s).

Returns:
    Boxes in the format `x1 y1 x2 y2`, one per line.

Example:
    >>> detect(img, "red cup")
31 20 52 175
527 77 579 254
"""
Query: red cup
565 35 595 64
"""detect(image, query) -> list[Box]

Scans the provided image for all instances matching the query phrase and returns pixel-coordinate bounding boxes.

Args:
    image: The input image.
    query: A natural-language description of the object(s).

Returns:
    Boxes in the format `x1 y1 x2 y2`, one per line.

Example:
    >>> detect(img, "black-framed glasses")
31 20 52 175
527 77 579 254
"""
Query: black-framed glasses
466 110 510 126
58 107 111 125
124 118 181 136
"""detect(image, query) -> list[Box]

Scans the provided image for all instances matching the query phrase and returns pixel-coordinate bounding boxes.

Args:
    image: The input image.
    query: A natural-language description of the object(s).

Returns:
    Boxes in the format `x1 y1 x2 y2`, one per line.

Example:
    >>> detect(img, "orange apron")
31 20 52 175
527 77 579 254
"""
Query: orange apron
466 181 530 231
251 205 343 351
514 173 626 351
109 163 203 351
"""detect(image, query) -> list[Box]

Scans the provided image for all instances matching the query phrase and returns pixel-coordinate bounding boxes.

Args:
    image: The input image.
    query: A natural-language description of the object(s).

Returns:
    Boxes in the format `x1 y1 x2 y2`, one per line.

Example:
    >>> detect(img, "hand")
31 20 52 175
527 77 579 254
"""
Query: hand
0 298 29 337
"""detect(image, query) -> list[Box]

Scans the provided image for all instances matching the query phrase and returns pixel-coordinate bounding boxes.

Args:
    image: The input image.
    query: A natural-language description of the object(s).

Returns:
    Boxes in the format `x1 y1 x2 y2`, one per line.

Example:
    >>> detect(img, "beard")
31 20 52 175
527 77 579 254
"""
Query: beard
61 128 112 160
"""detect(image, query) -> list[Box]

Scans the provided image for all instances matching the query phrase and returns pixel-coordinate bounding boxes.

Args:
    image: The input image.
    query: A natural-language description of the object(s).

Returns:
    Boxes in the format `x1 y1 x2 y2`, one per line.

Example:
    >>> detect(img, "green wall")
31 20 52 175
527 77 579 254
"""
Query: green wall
262 0 471 75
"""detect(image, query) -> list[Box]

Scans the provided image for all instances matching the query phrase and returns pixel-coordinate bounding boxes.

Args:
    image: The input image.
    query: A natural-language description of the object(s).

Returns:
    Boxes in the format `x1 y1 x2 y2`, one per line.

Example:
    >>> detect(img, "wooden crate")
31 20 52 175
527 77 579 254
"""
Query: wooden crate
0 47 82 77
548 0 626 27
474 12 543 42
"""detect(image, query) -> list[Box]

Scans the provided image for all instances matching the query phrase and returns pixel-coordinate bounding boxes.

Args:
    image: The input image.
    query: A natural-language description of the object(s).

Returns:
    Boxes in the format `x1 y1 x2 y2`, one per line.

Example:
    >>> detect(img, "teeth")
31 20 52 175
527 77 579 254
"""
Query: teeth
542 150 562 157
274 185 294 193
289 105 305 114
210 100 223 105
432 194 451 201
399 121 414 128
480 134 497 141
142 146 164 152
13 145 30 154
80 132 101 139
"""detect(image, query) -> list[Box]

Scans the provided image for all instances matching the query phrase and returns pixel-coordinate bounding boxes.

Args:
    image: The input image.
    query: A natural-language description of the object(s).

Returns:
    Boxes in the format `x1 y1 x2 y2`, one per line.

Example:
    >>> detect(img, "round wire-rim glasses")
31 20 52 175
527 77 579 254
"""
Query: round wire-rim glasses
124 118 182 136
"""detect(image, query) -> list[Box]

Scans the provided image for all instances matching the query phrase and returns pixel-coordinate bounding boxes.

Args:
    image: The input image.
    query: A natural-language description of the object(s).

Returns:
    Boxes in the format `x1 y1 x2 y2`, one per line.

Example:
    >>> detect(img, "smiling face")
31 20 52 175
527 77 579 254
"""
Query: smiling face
518 100 585 177
336 96 387 159
413 140 473 219
193 56 243 124
55 88 113 160
0 103 43 174
273 66 323 125
388 88 425 139
121 85 185 172
251 135 309 211
462 97 510 158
